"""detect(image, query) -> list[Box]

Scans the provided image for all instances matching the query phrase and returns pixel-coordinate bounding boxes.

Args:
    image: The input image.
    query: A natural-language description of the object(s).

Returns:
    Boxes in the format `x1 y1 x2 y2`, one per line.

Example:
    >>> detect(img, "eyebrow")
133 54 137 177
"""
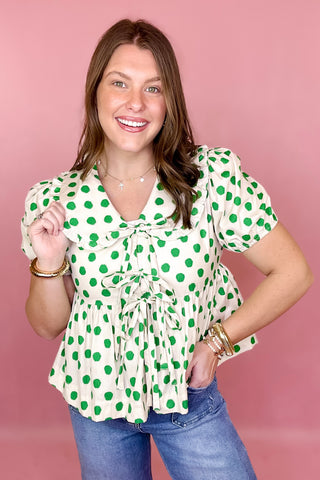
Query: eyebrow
105 71 161 83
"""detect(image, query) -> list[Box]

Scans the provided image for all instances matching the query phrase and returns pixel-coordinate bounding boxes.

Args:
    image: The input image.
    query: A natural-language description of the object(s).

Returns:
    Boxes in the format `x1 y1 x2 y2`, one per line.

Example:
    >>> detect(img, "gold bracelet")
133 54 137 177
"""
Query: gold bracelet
209 323 234 356
29 257 70 278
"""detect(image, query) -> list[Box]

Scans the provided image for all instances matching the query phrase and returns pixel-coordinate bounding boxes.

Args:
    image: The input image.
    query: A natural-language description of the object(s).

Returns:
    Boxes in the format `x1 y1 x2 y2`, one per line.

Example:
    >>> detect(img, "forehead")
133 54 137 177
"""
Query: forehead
105 44 161 78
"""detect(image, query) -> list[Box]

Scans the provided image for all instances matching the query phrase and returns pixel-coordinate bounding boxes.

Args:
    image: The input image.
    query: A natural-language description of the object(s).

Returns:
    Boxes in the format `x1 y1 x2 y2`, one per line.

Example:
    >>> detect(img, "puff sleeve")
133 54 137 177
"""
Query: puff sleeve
207 147 278 252
21 175 66 260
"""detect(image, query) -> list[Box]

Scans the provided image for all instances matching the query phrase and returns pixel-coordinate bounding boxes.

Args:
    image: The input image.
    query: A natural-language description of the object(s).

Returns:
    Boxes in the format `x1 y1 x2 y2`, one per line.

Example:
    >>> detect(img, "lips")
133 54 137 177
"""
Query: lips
116 116 149 132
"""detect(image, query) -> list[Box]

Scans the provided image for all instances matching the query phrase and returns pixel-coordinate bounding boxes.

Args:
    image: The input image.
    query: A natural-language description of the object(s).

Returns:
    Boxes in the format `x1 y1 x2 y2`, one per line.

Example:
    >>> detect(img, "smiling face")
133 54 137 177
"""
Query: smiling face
96 44 167 159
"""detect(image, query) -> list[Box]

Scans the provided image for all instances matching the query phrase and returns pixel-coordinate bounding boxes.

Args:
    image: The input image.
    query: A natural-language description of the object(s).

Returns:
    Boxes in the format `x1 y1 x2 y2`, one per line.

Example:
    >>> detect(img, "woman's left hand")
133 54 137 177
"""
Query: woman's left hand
185 341 219 388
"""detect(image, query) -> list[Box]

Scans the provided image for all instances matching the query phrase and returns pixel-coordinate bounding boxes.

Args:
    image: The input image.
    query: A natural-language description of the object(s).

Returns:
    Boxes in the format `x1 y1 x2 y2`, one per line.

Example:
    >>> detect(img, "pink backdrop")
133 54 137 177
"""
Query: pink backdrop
1 0 319 478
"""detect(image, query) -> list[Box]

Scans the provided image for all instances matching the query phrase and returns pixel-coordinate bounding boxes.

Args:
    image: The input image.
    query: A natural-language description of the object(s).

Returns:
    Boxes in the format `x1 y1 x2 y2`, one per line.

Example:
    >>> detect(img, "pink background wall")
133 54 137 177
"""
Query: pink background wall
1 0 319 478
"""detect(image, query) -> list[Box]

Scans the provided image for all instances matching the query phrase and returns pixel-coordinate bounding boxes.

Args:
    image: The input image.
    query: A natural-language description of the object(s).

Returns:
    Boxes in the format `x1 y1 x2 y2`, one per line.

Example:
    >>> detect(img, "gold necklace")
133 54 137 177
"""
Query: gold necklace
98 161 155 191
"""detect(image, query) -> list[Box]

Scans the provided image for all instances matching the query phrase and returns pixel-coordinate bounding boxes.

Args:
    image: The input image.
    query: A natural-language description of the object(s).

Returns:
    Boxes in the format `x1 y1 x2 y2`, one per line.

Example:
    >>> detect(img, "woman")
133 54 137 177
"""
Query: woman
22 19 313 480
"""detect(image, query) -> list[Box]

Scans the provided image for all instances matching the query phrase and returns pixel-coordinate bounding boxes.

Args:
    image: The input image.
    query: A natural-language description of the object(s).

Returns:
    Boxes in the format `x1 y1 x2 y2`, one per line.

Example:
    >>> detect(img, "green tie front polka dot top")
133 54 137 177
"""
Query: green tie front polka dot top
21 146 278 423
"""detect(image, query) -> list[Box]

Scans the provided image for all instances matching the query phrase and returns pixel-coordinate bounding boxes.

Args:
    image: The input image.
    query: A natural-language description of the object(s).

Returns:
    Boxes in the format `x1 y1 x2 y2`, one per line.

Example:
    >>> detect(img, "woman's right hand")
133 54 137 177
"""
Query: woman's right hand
27 201 69 270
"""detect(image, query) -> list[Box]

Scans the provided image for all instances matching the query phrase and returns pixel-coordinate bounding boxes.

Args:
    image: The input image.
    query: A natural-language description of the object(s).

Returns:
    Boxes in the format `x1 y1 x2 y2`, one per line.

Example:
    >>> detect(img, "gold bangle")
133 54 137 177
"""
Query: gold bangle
29 257 70 278
209 323 234 356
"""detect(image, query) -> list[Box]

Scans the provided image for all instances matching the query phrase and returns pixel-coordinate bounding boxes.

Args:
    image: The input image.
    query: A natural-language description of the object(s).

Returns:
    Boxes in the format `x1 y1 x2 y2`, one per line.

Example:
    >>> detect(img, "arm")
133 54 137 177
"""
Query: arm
222 222 313 343
186 222 313 387
25 202 74 340
26 275 74 340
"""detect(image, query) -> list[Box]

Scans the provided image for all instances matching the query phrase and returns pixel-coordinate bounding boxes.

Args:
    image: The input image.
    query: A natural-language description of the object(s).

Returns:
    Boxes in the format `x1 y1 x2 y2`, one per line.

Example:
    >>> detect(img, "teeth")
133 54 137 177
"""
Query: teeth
117 118 147 127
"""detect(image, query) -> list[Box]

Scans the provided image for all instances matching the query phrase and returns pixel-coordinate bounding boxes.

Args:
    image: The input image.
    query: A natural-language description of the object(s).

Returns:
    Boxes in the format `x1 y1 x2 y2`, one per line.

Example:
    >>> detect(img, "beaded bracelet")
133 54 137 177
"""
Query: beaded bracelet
203 338 224 360
29 257 70 278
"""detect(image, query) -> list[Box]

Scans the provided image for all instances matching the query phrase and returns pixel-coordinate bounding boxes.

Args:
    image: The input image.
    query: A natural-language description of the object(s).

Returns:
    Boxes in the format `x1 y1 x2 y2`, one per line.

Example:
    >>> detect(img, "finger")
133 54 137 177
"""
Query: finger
185 359 195 382
40 211 63 236
37 202 66 235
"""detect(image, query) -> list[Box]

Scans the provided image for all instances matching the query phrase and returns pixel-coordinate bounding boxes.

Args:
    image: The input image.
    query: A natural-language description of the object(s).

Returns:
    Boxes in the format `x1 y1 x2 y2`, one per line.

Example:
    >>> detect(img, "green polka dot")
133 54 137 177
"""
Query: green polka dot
176 273 185 282
166 399 175 409
116 402 123 411
88 253 96 262
94 406 102 415
188 318 195 327
82 375 90 384
81 401 88 410
104 365 112 375
171 248 180 257
70 391 78 400
66 202 76 210
87 217 96 225
104 392 113 401
133 391 141 401
81 185 90 193
185 258 193 267
216 186 225 195
155 197 164 205
93 379 101 388
161 263 170 272
70 217 79 226
126 351 134 360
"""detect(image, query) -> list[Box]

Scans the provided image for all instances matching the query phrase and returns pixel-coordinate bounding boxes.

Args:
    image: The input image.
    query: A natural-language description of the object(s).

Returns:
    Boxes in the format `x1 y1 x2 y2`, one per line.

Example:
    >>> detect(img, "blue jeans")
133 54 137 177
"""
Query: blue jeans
68 377 257 480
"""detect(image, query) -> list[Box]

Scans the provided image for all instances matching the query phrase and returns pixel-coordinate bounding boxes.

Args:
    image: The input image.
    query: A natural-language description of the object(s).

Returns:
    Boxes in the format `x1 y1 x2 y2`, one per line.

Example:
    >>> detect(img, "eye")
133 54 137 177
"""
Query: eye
146 86 161 94
113 81 126 88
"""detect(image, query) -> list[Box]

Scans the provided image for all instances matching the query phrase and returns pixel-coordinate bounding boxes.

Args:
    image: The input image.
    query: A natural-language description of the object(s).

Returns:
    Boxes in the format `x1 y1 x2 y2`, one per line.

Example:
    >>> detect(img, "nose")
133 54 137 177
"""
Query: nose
126 88 144 112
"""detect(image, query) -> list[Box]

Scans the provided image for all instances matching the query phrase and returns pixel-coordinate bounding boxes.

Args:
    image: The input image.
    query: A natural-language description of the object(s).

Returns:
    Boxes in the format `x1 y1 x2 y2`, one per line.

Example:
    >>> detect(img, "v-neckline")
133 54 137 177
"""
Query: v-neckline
94 168 160 223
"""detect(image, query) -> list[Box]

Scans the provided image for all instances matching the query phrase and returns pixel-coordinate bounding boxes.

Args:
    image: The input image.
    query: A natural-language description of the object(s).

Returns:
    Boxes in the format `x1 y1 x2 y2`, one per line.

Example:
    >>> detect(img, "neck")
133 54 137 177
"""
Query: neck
101 143 155 179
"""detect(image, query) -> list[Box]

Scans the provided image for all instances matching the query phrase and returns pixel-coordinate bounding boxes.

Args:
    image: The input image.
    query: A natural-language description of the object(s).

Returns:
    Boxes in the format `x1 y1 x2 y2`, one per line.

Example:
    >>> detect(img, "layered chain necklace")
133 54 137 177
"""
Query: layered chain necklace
98 160 156 191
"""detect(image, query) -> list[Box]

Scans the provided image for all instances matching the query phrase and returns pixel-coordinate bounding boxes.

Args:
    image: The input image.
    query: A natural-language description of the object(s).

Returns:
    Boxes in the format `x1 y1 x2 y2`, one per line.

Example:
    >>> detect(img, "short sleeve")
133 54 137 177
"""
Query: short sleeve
21 175 64 260
207 147 278 252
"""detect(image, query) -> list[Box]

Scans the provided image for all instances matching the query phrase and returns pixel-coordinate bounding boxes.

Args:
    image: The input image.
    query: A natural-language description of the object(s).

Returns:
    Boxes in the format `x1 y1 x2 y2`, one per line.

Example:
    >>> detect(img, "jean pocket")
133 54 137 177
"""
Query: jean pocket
171 378 224 428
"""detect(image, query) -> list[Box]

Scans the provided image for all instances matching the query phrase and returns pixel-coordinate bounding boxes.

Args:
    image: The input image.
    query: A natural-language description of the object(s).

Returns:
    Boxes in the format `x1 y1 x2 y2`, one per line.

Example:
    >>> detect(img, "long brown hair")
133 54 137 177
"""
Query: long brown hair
71 19 200 228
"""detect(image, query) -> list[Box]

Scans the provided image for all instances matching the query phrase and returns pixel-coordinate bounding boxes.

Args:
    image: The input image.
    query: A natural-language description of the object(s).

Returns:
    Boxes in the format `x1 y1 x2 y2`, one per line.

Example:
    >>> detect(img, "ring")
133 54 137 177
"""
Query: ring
37 213 44 219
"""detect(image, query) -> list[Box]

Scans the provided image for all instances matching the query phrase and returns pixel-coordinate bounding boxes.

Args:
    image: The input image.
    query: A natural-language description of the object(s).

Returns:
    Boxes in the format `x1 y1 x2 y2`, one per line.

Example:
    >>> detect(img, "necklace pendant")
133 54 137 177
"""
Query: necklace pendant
140 177 145 183
119 182 124 190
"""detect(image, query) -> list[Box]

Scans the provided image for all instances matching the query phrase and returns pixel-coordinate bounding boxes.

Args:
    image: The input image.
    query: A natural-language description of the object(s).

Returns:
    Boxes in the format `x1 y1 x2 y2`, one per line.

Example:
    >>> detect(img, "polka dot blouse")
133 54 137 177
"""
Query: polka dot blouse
21 146 278 423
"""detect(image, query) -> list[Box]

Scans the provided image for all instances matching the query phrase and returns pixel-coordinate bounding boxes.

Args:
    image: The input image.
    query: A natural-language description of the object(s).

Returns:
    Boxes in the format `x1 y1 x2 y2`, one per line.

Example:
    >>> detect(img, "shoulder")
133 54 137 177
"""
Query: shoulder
193 145 241 171
23 170 85 219
192 146 243 192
